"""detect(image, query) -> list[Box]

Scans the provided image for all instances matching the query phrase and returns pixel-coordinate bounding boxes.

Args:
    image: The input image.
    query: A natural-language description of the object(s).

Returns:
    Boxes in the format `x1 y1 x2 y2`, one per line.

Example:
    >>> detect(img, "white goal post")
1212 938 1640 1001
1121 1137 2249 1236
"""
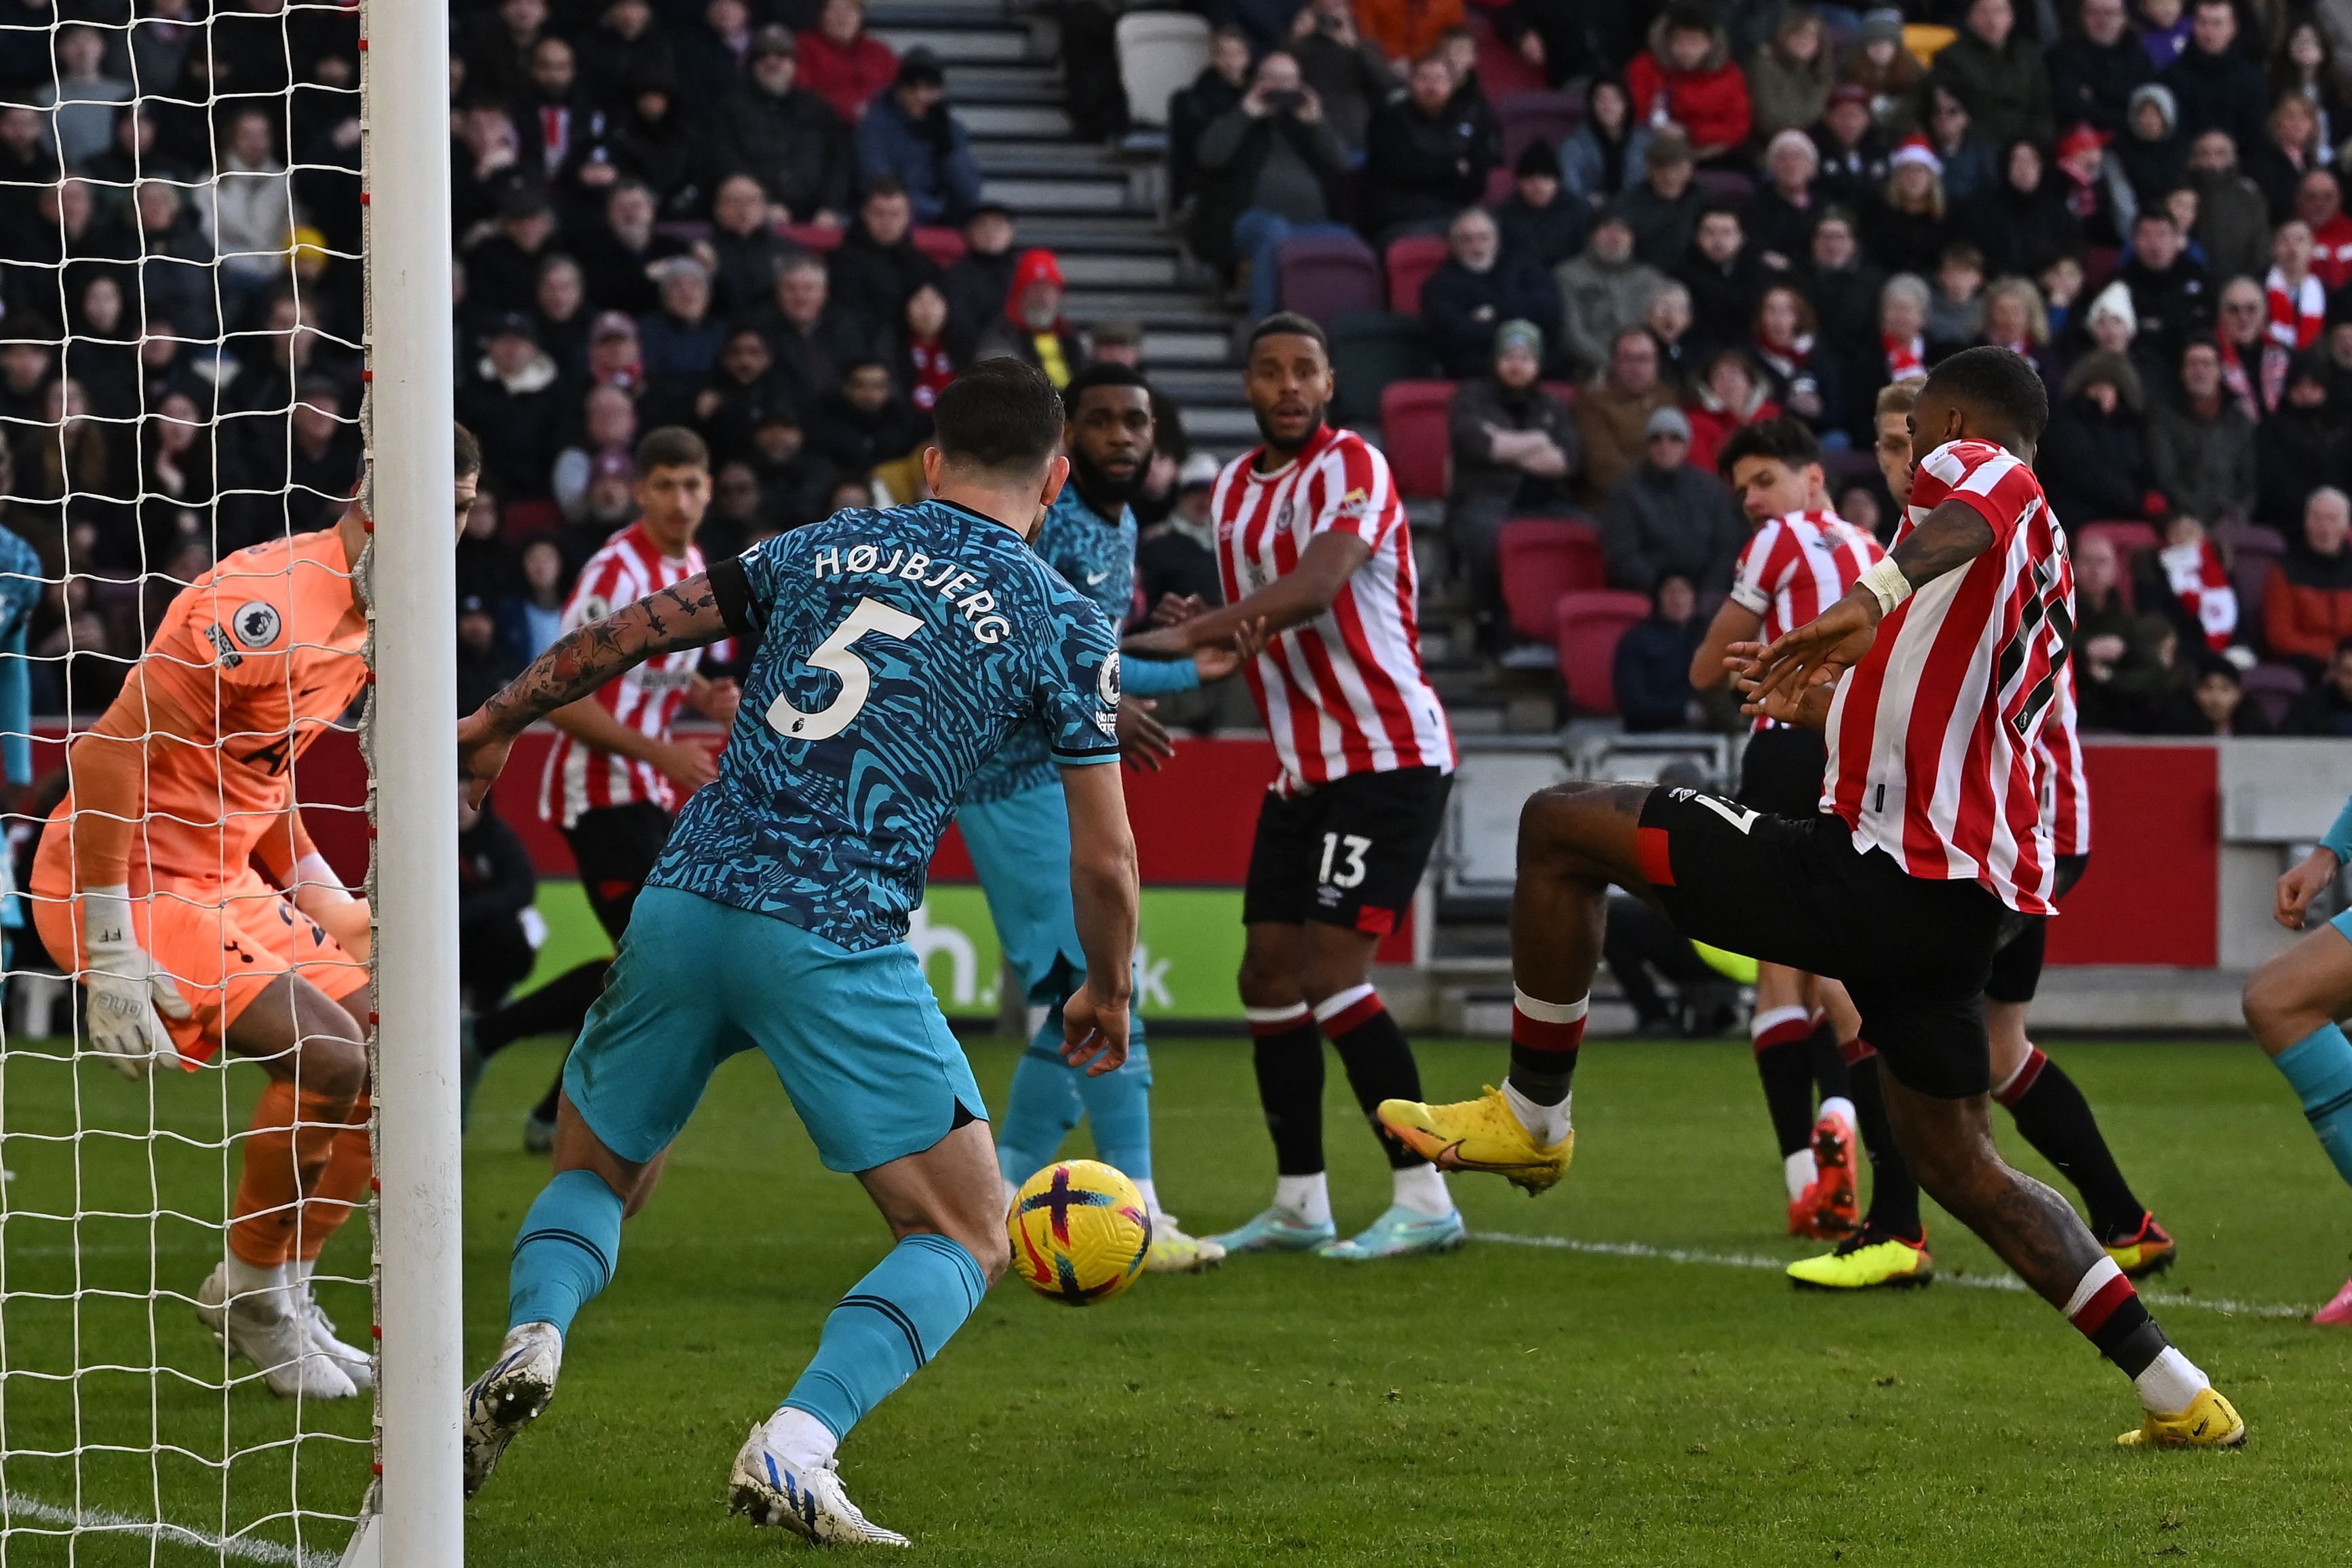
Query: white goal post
358 0 463 1559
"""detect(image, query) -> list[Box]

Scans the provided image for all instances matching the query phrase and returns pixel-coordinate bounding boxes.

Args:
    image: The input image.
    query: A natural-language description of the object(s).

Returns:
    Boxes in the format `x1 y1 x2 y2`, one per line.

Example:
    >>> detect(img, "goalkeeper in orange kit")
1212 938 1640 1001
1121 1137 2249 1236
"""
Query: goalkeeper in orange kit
29 429 480 1400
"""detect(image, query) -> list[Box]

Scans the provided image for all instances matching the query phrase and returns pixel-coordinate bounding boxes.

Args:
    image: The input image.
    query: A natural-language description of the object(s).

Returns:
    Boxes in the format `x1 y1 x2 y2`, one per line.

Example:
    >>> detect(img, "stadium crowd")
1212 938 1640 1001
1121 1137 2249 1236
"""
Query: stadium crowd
1 0 2351 741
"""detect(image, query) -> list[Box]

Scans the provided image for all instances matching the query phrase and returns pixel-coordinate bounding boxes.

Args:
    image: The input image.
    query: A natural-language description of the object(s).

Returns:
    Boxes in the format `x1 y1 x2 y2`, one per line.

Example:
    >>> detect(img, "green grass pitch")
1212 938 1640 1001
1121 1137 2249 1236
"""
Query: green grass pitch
5 1034 2352 1565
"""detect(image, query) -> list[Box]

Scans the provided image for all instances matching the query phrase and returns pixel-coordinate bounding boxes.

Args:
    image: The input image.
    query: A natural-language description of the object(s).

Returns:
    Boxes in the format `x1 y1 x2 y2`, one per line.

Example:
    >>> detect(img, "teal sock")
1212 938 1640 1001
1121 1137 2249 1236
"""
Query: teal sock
2276 1023 2352 1188
996 1008 1083 1185
508 1169 624 1334
1075 1023 1153 1181
781 1233 987 1442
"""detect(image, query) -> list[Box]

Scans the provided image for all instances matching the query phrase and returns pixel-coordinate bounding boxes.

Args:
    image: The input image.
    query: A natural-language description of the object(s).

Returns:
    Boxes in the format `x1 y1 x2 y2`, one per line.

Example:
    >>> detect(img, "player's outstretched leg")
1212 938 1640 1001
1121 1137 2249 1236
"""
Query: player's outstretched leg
1312 971 1463 1260
199 975 370 1402
731 1119 1008 1547
1990 1028 2171 1277
2243 916 2352 1322
1881 1077 2243 1447
1379 783 1657 1193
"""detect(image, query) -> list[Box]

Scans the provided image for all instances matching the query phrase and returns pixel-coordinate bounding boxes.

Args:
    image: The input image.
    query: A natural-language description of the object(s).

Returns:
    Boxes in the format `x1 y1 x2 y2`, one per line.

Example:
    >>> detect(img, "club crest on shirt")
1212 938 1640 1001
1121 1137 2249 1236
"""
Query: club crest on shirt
231 601 281 648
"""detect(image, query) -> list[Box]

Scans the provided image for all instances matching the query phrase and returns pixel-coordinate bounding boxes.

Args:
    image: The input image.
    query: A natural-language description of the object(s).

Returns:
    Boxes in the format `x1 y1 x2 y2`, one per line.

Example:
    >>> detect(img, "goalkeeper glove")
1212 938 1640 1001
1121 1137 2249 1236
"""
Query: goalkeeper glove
80 885 191 1078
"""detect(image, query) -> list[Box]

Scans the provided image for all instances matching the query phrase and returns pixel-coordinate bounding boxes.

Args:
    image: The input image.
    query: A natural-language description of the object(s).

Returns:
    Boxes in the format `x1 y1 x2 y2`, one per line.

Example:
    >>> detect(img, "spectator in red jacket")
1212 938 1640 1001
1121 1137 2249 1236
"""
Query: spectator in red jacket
2298 168 2352 292
1356 0 1466 74
796 0 898 123
1681 347 1782 475
2266 486 2352 672
1626 4 1752 167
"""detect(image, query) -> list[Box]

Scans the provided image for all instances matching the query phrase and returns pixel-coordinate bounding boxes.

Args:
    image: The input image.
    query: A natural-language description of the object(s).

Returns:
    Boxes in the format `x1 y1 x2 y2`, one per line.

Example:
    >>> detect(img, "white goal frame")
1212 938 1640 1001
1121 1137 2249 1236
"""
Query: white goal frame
356 0 462 1561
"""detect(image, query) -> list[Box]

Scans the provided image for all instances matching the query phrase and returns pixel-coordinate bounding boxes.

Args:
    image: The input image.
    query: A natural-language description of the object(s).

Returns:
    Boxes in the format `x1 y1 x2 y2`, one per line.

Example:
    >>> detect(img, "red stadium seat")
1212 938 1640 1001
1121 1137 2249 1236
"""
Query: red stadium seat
1377 380 1457 500
1385 233 1449 315
1497 520 1605 641
1466 7 1548 97
777 221 844 253
1495 92 1581 165
501 499 562 541
1274 233 1384 325
1553 590 1651 717
912 226 967 267
2241 661 2309 727
2215 520 2286 562
2233 552 2277 626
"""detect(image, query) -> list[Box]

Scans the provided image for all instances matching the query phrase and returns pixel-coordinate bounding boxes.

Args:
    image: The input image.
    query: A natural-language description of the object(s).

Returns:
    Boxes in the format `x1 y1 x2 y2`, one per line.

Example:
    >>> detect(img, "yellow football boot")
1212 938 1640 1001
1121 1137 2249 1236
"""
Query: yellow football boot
2100 1213 2177 1280
1376 1087 1573 1194
2117 1386 2246 1449
1787 1230 1934 1290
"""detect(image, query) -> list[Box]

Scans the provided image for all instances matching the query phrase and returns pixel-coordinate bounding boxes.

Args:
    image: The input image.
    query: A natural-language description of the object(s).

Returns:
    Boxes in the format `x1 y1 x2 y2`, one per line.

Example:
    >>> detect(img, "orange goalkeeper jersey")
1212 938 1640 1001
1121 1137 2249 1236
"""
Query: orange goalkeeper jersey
36 527 368 890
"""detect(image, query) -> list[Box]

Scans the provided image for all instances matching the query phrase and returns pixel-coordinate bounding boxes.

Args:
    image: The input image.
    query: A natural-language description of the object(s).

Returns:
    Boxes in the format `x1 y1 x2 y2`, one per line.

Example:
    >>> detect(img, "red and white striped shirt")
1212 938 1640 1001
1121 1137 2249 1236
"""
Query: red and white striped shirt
1729 508 1883 732
1823 439 2075 914
2040 660 2090 857
538 523 707 828
1212 424 1453 793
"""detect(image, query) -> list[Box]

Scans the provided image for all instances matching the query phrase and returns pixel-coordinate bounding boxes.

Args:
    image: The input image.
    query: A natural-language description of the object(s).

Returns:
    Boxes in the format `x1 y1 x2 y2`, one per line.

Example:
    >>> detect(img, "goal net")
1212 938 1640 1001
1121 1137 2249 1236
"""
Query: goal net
0 0 453 1561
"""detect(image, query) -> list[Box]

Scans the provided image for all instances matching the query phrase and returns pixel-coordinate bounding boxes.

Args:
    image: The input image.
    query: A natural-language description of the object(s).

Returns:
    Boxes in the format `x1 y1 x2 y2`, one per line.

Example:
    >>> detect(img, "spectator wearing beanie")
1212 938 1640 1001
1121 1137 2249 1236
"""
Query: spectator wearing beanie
975 248 1086 389
2050 0 2155 136
1447 318 1580 654
1742 129 1820 271
1748 7 1835 144
1620 133 1708 272
796 0 898 123
2265 487 2352 673
1599 403 1743 594
1422 207 1563 379
2039 349 2156 530
1867 137 1953 280
2051 121 2127 249
857 48 982 224
714 26 855 225
1843 8 1922 140
1555 211 1666 382
1576 328 1679 505
2114 82 2184 209
1626 5 1752 166
1927 0 2054 155
1495 141 1589 269
1363 50 1497 243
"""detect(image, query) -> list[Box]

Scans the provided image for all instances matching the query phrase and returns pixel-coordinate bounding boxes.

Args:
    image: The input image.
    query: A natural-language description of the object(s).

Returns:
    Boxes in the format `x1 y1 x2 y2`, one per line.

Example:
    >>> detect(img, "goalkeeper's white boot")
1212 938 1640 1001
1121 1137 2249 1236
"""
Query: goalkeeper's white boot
728 1419 908 1547
194 1262 357 1402
292 1274 372 1392
462 1321 563 1499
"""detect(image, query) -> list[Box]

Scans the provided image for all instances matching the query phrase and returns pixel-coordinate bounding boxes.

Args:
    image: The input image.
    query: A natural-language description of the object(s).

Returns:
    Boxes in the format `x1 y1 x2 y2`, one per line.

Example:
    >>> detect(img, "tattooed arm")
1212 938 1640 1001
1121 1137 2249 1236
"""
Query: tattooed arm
458 574 730 806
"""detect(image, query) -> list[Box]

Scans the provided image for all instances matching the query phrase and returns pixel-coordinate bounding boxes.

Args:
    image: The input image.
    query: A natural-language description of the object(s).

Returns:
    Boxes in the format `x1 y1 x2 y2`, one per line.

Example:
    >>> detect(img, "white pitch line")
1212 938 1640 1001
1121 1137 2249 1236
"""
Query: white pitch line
1474 1231 2313 1320
0 1493 341 1567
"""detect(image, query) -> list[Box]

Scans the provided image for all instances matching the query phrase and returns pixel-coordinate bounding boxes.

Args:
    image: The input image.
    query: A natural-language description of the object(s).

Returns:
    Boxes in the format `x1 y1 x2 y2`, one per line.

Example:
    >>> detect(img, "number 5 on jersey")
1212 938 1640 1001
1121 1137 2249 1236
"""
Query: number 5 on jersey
767 597 925 741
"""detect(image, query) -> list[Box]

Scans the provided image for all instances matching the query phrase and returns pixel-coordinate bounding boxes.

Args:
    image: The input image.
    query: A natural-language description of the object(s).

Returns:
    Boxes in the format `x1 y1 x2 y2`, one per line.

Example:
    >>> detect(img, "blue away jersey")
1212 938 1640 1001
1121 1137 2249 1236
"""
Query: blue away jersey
961 485 1193 805
649 498 1122 952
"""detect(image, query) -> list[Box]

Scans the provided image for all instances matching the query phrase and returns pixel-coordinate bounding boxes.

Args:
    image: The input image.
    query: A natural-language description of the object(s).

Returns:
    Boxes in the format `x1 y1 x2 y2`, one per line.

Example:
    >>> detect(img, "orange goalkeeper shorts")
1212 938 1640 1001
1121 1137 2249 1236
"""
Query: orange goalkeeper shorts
28 863 367 1065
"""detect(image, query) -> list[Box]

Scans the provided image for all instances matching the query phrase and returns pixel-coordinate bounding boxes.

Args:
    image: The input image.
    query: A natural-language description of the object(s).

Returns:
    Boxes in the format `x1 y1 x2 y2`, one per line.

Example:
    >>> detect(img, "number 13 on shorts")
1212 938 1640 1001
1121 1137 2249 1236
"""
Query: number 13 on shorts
1318 832 1372 889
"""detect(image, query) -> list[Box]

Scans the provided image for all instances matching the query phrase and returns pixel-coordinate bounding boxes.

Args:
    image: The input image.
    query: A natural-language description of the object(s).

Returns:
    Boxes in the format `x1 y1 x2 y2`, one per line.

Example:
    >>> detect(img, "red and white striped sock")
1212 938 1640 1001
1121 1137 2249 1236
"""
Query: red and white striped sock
1992 1045 2048 1107
1504 987 1585 1143
2063 1256 2203 1411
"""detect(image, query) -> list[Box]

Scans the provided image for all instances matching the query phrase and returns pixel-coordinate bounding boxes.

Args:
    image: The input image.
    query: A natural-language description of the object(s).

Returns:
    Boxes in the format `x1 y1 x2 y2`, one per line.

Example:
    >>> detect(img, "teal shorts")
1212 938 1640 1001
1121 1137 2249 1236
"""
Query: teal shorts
958 783 1086 1006
2333 907 2352 943
563 885 985 1173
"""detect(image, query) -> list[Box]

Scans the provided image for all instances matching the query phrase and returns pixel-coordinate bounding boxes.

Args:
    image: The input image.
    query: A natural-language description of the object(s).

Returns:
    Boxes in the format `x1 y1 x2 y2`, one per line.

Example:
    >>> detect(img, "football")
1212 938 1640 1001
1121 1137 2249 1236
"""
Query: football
1007 1160 1153 1306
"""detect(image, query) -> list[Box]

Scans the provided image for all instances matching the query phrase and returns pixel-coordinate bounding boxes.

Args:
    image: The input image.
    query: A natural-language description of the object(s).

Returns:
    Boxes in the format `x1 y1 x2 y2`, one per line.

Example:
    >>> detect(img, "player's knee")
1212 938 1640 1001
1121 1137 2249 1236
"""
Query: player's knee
1516 782 1624 872
2241 960 2316 1048
1236 952 1299 1011
296 1032 368 1101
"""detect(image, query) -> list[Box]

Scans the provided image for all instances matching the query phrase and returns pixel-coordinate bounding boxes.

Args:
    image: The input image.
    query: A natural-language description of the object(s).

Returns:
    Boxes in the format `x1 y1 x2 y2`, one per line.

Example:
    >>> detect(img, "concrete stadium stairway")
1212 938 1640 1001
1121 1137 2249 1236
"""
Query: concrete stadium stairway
867 0 1257 449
